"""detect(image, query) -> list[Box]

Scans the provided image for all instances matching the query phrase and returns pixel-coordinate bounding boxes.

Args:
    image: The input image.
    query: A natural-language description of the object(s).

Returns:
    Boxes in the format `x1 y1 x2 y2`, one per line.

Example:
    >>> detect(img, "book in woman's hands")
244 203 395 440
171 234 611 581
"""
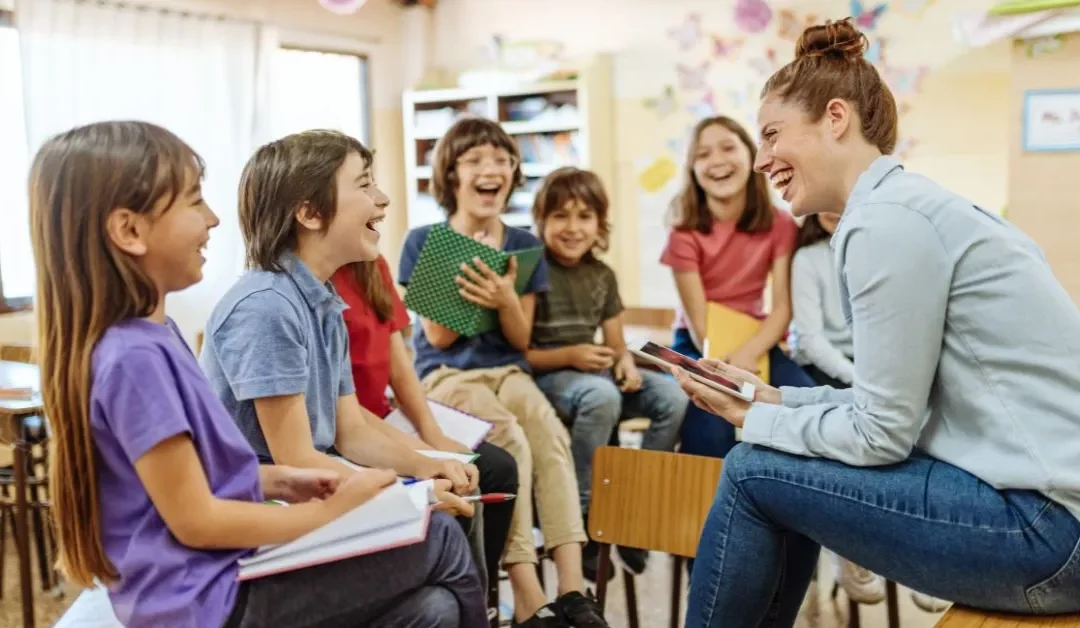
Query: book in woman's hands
403 224 544 337
236 481 435 581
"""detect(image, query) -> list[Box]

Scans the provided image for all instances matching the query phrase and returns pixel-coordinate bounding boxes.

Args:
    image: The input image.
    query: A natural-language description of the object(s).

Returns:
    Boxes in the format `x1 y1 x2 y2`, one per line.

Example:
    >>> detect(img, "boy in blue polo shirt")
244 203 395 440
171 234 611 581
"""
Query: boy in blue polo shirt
200 130 477 518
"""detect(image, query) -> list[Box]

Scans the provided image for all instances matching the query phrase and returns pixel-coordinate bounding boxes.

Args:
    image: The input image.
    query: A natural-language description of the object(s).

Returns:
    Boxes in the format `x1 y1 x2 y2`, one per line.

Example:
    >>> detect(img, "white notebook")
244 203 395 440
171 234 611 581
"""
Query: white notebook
236 481 434 581
385 399 493 450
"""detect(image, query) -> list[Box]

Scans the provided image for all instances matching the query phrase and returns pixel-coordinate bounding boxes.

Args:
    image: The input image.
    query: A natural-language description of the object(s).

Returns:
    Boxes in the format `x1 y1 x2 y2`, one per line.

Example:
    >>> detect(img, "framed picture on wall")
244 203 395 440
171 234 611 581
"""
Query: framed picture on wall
1022 88 1080 152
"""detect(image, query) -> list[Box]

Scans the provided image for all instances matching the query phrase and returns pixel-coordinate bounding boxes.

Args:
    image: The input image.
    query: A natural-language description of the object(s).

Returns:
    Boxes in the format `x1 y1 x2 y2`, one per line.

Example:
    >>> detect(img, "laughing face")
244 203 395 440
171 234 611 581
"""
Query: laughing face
325 151 389 263
691 123 754 205
754 94 848 217
454 143 517 221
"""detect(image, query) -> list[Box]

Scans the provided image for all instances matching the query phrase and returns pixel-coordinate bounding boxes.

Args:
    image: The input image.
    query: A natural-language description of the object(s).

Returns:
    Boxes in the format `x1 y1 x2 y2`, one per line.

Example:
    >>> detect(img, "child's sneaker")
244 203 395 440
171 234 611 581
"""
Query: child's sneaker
911 592 951 612
556 590 610 628
616 546 649 575
512 604 570 627
838 559 886 604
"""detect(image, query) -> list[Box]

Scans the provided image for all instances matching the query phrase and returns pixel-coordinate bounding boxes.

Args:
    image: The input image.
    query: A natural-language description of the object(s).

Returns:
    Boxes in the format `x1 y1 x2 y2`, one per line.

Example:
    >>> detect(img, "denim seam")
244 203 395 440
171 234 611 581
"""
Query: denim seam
1025 534 1080 613
737 473 1054 535
699 478 741 628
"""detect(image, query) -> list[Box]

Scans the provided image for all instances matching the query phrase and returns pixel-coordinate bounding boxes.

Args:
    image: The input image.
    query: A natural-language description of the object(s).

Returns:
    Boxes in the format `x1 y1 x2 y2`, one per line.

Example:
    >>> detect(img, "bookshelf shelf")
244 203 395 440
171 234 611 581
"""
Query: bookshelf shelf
401 57 613 233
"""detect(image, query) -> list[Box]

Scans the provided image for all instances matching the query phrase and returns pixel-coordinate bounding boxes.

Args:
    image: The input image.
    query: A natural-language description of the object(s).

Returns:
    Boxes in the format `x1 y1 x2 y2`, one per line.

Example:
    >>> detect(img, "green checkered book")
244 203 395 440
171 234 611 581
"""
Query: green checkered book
403 225 544 337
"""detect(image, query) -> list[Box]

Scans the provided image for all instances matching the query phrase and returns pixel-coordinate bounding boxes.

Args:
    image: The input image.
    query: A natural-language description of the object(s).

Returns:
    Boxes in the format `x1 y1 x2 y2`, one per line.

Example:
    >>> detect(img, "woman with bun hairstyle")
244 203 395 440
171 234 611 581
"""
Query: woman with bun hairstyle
672 18 1080 625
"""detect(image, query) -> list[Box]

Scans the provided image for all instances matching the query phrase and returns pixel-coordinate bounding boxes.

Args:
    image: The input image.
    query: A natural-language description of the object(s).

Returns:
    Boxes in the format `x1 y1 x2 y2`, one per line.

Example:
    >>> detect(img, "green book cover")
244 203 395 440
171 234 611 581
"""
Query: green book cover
403 225 544 337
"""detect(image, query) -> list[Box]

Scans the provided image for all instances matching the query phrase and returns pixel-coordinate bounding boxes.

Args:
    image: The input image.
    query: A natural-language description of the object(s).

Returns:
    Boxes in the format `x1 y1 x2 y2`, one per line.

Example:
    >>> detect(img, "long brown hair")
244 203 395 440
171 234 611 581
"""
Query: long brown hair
343 260 394 323
29 121 204 586
239 130 373 272
531 166 612 256
762 18 898 154
796 214 833 249
669 115 774 235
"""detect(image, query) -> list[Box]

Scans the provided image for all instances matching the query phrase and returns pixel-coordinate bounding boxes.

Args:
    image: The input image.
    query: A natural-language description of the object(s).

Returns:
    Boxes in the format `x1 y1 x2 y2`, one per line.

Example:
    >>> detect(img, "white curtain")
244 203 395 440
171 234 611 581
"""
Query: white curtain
15 0 272 347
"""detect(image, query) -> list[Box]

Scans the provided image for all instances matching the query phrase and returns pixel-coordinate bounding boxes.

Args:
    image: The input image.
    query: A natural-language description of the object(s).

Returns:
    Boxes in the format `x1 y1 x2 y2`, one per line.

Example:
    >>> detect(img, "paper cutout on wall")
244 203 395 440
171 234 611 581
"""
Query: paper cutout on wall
894 137 917 160
667 136 687 156
642 85 678 119
883 65 928 97
669 13 704 51
777 9 819 41
712 35 746 59
851 0 888 30
901 0 937 17
687 90 717 119
748 48 780 76
638 157 679 193
1025 34 1064 58
676 61 710 91
735 0 774 34
319 0 367 15
865 38 885 66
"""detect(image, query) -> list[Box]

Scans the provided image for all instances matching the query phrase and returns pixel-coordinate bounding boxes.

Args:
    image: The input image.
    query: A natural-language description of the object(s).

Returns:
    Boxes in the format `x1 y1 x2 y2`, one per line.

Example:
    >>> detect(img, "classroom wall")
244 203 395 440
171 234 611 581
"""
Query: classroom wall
1007 32 1080 300
428 0 1013 306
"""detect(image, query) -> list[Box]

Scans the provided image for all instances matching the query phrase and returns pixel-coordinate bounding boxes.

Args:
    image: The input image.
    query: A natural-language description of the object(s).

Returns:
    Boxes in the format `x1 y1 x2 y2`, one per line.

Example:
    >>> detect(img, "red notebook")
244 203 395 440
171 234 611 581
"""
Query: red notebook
236 481 434 581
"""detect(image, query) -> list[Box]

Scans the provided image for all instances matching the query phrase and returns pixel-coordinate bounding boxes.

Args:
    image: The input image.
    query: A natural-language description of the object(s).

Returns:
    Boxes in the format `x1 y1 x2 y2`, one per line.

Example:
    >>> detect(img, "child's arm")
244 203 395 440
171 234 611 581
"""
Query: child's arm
457 257 533 351
135 435 395 549
419 317 460 349
601 312 644 392
729 254 794 369
672 270 709 351
253 394 366 477
388 330 470 453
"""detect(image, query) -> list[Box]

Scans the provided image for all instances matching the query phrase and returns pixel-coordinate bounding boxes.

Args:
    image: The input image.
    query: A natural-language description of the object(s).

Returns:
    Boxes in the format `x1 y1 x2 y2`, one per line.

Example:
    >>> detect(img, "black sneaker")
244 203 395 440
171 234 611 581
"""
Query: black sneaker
511 604 570 628
556 590 610 628
581 540 617 583
616 546 649 575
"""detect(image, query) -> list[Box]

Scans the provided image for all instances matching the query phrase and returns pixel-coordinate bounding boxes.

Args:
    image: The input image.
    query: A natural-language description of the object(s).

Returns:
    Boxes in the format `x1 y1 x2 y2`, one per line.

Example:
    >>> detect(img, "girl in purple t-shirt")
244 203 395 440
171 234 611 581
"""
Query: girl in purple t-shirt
28 120 485 628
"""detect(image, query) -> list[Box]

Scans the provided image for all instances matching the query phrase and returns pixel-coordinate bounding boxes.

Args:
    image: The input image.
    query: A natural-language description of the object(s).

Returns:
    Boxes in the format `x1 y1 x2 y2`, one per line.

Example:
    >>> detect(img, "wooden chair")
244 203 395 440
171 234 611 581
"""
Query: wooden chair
936 607 1080 627
588 446 723 628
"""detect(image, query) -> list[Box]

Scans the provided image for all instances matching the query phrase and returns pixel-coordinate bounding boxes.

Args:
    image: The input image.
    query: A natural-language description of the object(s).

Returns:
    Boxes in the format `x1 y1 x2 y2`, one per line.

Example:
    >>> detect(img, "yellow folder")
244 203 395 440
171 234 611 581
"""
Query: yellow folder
703 302 770 383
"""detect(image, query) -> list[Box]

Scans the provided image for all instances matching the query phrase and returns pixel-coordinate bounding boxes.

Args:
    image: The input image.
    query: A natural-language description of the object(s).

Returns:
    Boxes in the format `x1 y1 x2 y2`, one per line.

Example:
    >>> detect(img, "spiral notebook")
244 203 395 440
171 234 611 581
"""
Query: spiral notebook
403 224 544 337
236 481 435 581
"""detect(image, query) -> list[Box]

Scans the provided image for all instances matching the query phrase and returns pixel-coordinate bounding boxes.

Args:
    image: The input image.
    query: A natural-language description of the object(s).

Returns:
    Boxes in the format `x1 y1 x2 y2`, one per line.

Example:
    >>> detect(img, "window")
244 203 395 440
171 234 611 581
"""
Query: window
270 47 369 144
0 15 32 311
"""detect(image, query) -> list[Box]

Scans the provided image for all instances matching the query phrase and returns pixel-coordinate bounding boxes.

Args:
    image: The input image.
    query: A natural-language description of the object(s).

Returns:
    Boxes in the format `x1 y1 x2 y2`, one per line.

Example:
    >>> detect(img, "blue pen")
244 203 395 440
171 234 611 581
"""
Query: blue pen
402 477 421 486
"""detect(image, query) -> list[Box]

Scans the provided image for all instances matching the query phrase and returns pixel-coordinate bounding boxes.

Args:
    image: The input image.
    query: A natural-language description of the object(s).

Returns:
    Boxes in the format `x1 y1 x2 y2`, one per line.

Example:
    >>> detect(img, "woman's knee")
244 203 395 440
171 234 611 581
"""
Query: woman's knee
721 442 781 484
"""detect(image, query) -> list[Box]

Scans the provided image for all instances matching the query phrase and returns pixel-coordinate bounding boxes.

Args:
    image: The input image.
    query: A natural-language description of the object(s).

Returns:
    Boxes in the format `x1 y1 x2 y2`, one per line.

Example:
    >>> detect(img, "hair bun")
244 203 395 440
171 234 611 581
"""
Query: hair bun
795 18 868 62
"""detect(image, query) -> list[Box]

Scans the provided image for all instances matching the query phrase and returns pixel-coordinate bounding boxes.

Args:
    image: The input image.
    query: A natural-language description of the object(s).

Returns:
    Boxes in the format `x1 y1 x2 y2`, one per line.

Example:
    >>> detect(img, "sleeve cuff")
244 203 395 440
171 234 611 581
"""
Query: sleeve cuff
741 403 780 446
232 372 309 401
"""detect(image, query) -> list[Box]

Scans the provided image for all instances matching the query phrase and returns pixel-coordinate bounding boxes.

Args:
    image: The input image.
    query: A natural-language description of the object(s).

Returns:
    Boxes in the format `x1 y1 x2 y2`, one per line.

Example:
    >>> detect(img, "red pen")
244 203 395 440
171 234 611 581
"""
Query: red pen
465 493 516 504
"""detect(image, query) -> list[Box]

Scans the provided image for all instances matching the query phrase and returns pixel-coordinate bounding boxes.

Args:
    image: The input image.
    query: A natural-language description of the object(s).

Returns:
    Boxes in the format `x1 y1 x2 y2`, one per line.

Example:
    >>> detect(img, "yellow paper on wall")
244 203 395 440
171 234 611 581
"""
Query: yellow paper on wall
703 302 770 383
638 157 677 193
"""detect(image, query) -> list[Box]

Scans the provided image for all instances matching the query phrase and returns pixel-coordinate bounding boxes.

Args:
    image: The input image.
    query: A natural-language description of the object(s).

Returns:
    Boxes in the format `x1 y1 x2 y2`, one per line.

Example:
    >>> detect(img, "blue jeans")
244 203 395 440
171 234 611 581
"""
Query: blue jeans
671 327 816 459
535 368 687 511
686 444 1080 627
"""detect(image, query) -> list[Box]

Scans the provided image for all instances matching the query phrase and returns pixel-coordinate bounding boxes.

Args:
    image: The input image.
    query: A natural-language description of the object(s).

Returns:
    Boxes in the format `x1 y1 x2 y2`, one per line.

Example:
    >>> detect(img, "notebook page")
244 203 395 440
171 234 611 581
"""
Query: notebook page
384 399 493 450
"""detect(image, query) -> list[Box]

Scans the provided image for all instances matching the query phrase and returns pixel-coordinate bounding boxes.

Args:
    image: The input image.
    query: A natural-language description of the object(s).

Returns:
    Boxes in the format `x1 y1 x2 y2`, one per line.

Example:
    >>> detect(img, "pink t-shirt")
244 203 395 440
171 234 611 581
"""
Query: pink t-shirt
660 209 797 328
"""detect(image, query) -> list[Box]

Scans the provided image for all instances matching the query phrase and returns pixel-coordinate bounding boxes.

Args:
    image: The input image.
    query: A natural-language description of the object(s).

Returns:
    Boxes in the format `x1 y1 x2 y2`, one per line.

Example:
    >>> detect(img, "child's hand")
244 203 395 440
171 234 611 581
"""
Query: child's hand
614 354 643 392
324 468 397 517
569 344 616 372
268 466 341 503
431 479 476 518
455 256 518 310
725 348 762 376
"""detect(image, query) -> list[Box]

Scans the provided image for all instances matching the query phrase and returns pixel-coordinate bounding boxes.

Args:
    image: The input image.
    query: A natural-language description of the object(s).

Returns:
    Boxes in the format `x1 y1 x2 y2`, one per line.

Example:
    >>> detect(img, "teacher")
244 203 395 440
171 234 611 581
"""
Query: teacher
673 18 1080 628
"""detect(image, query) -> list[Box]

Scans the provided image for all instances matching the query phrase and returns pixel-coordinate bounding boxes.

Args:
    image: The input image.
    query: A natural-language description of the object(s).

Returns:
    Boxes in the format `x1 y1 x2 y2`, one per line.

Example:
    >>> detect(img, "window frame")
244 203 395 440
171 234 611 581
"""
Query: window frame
0 10 32 313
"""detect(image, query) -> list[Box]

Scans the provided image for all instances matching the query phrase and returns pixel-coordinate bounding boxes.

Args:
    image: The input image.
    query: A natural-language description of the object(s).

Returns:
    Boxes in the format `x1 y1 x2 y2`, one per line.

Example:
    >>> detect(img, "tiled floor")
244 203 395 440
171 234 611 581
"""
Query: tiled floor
3 535 946 627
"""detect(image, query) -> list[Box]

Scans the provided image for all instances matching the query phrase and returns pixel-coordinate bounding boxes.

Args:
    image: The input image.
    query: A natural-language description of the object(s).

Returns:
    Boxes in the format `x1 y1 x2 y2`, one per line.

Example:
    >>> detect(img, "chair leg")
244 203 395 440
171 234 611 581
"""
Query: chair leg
595 544 612 614
848 599 861 628
0 506 8 600
623 569 640 628
670 556 684 628
29 488 51 591
885 580 900 628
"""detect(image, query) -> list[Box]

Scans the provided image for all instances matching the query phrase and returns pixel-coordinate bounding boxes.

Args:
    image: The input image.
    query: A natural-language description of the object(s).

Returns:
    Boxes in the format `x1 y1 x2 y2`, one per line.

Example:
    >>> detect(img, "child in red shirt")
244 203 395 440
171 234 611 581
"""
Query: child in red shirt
660 115 815 459
331 255 519 619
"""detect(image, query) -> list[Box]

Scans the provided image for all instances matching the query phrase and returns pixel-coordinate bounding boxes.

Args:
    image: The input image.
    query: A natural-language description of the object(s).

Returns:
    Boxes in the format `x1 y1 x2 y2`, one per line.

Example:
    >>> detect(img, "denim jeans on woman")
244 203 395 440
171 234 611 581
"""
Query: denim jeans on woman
686 443 1080 627
670 328 816 459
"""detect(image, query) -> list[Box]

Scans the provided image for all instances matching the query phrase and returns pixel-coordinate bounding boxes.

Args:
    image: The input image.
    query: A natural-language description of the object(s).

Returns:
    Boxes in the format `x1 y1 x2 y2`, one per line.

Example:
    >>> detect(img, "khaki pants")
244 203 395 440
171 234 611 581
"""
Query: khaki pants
422 365 586 566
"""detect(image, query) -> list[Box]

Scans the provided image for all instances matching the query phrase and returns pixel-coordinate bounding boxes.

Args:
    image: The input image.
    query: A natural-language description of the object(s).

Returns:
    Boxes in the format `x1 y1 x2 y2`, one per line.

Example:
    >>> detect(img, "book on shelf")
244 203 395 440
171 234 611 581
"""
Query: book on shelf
237 480 436 581
403 224 544 337
384 399 493 451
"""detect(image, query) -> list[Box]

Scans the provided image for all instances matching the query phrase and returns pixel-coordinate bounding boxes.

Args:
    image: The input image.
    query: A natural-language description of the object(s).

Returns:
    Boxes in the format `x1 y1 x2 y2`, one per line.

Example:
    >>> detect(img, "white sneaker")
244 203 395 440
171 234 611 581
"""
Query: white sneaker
838 559 886 605
911 592 951 612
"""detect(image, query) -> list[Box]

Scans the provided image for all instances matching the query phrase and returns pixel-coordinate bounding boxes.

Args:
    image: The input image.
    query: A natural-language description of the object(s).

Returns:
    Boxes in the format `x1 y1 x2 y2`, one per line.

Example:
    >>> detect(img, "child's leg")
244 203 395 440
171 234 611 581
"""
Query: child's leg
422 369 548 620
768 345 817 388
474 441 518 608
534 369 623 513
497 371 588 594
622 369 688 453
232 512 486 627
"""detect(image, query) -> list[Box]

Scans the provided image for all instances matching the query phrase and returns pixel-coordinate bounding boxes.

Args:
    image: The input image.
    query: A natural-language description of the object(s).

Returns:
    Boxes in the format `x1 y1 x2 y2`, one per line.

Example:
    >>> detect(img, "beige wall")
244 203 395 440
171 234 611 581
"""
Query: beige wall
1007 33 1080 300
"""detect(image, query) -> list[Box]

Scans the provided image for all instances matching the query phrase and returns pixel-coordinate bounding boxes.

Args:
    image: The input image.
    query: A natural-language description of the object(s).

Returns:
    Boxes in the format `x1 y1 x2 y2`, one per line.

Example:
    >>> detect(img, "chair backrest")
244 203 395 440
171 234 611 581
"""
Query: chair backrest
586 446 723 558
936 607 1080 627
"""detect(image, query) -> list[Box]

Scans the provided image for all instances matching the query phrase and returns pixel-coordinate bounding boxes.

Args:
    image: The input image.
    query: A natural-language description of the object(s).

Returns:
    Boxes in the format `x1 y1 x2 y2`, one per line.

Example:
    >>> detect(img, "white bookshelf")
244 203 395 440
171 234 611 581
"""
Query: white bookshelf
401 61 613 233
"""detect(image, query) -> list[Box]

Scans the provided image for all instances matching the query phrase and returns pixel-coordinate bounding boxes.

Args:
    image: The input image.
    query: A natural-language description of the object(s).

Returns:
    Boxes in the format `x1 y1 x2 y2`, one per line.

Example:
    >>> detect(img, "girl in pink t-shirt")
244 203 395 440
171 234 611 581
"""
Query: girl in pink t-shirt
660 115 814 458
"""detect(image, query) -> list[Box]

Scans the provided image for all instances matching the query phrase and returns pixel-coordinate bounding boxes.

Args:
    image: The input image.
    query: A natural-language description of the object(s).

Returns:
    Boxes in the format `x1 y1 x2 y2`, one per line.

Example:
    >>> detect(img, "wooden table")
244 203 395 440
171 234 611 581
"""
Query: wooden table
0 360 43 628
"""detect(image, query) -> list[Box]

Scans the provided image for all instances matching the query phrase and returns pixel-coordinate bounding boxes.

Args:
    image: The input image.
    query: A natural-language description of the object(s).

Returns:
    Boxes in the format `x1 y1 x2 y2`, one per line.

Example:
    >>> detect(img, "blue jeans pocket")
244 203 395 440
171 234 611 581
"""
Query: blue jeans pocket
1025 533 1080 613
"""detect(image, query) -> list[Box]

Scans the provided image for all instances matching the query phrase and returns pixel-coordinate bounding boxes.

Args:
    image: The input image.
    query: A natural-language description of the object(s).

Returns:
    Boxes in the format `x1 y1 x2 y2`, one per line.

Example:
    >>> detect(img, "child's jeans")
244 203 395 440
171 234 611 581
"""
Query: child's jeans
670 327 816 459
686 443 1080 627
534 368 687 512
